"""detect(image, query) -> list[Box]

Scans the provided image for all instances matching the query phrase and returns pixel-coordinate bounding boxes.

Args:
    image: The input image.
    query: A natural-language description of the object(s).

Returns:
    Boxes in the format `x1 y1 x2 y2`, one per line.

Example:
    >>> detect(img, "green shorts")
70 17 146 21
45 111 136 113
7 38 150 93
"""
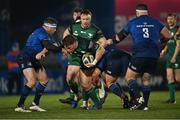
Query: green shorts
68 53 82 66
166 56 180 69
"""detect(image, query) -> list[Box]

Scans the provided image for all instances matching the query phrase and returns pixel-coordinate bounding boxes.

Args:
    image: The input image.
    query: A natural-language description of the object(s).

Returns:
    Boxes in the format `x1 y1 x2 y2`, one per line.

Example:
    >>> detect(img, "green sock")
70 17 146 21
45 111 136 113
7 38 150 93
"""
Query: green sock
88 87 100 104
168 82 176 101
68 81 79 94
82 91 89 101
69 90 75 100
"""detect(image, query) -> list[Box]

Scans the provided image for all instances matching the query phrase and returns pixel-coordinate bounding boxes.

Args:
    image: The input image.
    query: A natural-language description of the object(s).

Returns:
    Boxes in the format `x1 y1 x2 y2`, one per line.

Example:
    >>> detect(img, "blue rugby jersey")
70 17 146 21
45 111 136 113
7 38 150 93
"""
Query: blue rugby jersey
122 15 164 58
21 27 51 60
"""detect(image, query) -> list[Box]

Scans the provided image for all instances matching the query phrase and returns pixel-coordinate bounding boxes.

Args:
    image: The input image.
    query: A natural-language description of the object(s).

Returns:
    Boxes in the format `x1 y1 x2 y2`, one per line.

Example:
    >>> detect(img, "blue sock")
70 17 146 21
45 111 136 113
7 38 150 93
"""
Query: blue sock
33 82 46 105
127 80 141 98
142 85 151 107
129 88 134 99
109 83 123 98
17 85 32 107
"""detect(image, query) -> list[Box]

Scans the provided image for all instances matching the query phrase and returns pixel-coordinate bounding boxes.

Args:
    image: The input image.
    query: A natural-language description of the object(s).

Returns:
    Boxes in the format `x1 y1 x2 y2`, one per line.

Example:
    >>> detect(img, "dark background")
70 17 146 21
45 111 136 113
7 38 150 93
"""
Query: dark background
0 0 115 55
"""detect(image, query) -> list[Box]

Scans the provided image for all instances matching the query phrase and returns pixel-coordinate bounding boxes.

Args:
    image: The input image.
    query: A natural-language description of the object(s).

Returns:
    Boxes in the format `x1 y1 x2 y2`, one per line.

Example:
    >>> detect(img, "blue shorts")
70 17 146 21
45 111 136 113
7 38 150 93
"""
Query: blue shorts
17 54 43 72
97 49 131 77
129 57 158 74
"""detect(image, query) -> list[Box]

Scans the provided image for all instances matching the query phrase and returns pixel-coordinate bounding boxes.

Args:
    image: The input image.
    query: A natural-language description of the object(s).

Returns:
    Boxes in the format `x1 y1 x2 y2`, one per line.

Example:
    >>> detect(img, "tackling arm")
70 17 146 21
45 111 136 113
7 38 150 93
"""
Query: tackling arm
114 30 128 44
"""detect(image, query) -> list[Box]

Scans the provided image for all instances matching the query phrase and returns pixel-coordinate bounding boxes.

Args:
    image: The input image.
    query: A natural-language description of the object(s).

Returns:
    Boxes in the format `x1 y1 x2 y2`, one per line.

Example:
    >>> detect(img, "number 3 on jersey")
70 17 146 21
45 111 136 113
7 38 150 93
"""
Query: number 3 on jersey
142 28 149 38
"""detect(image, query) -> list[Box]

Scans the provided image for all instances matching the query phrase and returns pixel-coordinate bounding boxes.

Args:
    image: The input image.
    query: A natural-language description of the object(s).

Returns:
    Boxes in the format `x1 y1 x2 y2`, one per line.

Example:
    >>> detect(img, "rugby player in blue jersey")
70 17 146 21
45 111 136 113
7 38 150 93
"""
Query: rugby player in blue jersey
89 44 131 109
113 4 172 110
14 17 77 112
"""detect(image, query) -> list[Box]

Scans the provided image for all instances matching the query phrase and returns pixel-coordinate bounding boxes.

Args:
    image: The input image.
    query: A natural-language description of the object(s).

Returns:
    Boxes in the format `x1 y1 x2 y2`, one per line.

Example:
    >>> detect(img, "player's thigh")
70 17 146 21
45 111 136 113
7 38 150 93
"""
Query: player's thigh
166 68 174 82
79 69 93 91
66 65 80 81
104 73 117 88
92 68 101 85
23 68 37 87
126 57 143 80
37 66 48 85
174 69 180 82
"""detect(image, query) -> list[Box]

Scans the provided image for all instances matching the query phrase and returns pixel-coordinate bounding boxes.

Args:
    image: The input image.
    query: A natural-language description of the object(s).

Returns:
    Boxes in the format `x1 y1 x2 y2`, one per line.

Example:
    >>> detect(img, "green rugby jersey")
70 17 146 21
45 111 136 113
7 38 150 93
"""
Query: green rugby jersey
68 22 104 55
167 26 179 59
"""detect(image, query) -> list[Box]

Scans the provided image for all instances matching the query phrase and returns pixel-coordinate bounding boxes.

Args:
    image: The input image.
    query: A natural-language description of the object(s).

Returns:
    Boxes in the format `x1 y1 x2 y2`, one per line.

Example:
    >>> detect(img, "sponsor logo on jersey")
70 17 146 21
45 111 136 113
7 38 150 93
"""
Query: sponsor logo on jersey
80 31 86 34
73 33 78 36
88 33 93 38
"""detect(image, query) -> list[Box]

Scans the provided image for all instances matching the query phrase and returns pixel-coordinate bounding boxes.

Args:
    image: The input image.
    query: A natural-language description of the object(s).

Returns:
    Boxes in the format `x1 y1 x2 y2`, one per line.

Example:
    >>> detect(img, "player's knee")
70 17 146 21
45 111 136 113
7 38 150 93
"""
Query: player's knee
125 74 133 81
142 80 150 86
66 73 75 83
41 79 48 85
92 72 98 79
27 79 36 87
106 82 112 88
142 74 151 84
67 78 74 85
166 74 174 83
175 75 180 82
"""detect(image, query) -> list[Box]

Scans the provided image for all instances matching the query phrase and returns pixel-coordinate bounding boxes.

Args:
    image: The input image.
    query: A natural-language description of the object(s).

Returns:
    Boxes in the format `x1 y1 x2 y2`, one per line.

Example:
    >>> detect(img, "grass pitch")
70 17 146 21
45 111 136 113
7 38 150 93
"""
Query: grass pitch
0 91 180 119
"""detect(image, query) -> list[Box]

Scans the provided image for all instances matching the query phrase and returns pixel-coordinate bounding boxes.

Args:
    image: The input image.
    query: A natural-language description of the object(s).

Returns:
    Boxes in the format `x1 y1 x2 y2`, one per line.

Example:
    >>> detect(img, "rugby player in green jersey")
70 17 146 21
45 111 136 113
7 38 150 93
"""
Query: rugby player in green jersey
160 13 180 104
63 9 107 109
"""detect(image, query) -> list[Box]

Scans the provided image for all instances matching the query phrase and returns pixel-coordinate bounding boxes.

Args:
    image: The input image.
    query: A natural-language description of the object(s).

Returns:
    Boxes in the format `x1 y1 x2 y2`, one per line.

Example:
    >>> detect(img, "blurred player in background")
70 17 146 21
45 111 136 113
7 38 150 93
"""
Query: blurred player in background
114 4 172 110
6 42 22 95
160 13 180 104
72 8 82 23
15 17 63 112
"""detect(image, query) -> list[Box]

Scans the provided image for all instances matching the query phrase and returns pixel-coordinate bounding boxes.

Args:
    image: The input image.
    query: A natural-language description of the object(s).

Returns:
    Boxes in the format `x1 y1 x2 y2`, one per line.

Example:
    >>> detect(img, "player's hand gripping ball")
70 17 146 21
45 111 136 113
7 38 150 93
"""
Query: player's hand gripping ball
82 53 95 68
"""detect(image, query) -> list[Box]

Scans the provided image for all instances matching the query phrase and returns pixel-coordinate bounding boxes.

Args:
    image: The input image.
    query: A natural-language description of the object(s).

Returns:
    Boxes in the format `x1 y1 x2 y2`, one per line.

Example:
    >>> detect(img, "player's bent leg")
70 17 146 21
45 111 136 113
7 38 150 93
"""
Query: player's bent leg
64 65 80 108
166 68 180 104
92 69 106 104
79 70 102 110
105 74 129 109
141 73 151 110
15 68 37 112
66 65 80 96
29 67 47 112
166 68 176 104
59 89 75 105
125 68 144 110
